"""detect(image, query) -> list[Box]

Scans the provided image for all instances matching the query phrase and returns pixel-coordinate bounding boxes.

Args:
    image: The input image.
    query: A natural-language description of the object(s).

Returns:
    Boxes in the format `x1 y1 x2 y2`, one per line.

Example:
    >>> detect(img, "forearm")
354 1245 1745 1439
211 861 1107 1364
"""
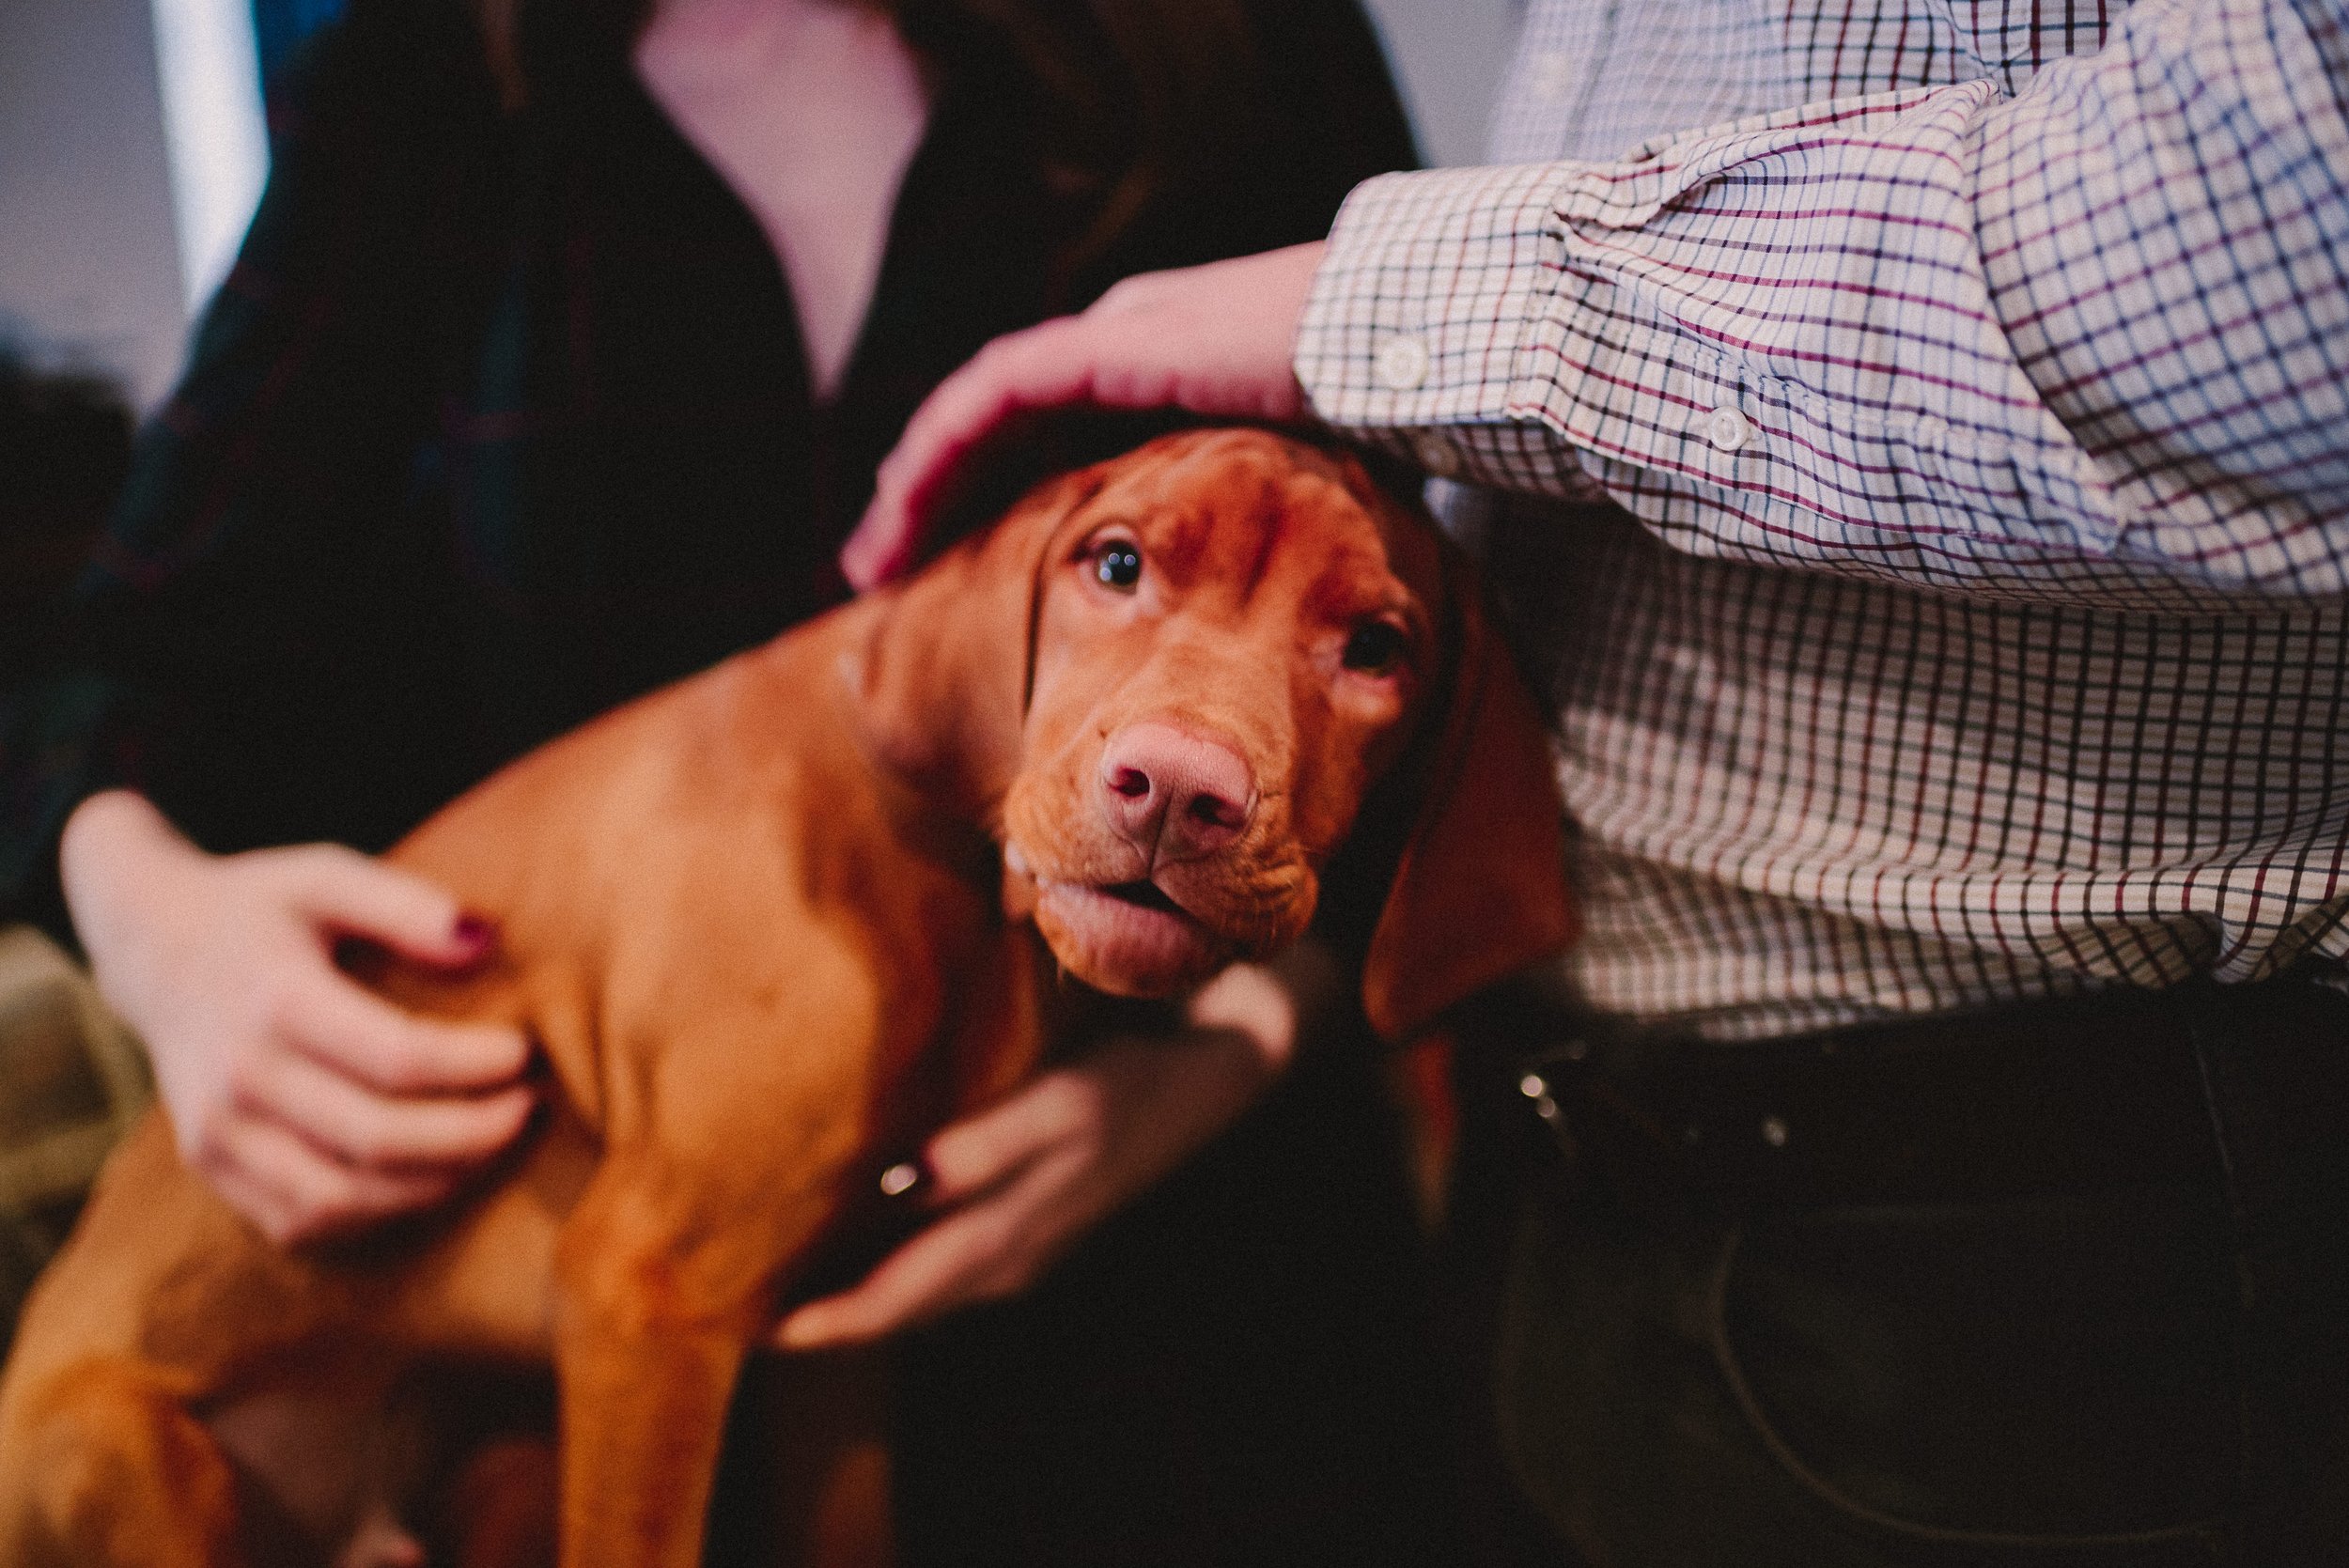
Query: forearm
57 791 189 982
1296 0 2349 604
773 955 1319 1350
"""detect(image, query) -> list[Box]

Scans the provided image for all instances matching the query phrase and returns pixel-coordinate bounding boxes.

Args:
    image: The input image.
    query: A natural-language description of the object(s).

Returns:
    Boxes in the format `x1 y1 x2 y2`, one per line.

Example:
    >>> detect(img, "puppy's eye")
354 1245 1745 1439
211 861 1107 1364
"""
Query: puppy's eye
1342 620 1408 675
1094 543 1143 591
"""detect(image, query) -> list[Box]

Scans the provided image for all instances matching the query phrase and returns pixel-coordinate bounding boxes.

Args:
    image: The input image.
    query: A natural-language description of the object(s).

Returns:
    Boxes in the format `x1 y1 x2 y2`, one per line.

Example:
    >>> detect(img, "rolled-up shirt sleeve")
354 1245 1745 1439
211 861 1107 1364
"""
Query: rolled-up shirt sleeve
1295 0 2349 603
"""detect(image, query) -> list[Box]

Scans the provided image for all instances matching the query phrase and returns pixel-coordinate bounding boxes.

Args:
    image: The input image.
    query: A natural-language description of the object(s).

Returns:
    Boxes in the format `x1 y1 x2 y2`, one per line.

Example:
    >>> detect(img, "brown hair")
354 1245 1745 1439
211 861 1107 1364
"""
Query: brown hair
907 0 1269 283
467 0 1410 296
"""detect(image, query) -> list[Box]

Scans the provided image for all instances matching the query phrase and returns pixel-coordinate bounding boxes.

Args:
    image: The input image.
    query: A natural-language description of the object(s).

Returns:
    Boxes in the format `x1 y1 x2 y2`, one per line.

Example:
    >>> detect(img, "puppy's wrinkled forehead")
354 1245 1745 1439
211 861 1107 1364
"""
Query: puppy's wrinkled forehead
1071 429 1439 605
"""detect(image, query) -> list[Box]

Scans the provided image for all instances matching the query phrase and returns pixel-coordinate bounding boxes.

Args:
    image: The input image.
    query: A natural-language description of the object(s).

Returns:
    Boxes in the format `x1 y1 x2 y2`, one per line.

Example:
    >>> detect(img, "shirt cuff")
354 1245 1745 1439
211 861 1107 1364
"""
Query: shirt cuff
1295 166 1605 498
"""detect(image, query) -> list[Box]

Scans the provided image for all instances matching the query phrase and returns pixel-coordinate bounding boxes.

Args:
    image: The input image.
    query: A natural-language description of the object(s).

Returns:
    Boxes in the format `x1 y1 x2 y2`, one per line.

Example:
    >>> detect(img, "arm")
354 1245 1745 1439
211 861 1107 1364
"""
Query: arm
72 0 503 856
849 0 2349 605
1298 0 2349 602
0 19 394 938
8 5 535 1241
774 958 1311 1348
6 0 497 930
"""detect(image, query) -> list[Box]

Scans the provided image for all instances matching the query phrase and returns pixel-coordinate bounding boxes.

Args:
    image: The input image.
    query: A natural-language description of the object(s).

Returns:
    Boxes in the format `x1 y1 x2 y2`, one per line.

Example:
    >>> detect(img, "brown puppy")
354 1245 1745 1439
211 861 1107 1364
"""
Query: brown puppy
0 428 1572 1568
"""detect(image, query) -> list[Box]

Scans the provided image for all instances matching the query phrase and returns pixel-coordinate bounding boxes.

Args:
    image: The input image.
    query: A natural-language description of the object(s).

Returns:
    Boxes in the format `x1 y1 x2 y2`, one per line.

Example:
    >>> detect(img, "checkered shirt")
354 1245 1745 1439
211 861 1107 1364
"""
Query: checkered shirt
1297 0 2349 1037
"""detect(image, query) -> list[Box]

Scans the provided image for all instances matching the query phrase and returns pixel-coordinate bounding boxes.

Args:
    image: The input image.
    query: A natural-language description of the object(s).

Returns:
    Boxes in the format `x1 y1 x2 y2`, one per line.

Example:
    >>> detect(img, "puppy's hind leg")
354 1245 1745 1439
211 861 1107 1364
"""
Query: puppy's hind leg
0 1357 242 1568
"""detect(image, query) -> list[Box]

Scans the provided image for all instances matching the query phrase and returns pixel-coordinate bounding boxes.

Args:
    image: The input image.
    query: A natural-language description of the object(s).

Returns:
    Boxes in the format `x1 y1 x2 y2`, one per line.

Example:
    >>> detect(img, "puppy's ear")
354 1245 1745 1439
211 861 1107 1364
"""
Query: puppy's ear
1361 563 1577 1042
849 470 1104 820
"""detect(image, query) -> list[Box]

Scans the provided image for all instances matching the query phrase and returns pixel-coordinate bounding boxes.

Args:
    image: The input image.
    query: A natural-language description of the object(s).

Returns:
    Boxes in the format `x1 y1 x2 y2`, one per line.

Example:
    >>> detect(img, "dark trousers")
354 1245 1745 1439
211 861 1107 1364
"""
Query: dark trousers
882 1039 1462 1568
1465 981 2349 1567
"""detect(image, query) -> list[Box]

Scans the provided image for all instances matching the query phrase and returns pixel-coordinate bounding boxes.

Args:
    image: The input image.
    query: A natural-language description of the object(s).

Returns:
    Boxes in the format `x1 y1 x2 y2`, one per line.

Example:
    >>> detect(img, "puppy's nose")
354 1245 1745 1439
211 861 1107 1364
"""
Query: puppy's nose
1098 723 1256 862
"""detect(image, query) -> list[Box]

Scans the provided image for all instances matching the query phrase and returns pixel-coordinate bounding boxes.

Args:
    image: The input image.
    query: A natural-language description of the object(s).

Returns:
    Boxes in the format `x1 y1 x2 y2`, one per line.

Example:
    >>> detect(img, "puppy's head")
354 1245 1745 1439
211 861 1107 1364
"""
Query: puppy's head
853 428 1572 1040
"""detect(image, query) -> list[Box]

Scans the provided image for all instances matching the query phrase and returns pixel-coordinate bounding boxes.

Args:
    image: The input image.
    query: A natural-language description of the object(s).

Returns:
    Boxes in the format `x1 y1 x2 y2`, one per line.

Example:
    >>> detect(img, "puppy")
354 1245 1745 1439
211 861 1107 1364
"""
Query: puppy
0 428 1572 1567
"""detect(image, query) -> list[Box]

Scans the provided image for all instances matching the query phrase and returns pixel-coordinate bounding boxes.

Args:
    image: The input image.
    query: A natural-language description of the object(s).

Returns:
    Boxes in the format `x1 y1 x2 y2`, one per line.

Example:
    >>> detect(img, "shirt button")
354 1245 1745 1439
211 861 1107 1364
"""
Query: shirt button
1706 406 1753 452
1410 428 1462 478
1376 334 1431 391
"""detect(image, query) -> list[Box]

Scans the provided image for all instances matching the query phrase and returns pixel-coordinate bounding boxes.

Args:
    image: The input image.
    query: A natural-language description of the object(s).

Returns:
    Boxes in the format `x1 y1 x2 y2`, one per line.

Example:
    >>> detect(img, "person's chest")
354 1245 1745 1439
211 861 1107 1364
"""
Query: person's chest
630 0 931 403
425 65 1061 588
364 57 1071 783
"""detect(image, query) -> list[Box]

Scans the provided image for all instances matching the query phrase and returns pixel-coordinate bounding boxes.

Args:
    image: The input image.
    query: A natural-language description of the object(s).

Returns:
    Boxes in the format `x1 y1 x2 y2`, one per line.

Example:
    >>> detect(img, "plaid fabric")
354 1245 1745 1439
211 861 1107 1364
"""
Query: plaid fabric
1298 0 2349 1037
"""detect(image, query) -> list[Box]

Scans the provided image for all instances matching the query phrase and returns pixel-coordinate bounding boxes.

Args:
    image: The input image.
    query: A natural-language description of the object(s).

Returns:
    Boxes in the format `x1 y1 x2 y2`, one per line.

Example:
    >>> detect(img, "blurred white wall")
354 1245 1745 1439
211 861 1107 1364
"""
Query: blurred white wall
150 0 271 314
0 0 189 408
1360 0 1523 166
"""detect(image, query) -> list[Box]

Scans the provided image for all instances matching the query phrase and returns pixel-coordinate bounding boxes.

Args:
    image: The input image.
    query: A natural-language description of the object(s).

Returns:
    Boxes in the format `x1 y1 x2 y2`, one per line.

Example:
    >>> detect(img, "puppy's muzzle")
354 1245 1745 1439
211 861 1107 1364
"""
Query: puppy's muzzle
1097 722 1257 867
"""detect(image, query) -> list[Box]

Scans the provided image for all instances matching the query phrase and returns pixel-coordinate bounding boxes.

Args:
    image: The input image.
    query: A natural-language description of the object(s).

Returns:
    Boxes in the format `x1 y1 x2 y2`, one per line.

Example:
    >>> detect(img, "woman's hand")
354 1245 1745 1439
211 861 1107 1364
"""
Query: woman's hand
772 961 1303 1349
839 241 1328 590
59 790 537 1246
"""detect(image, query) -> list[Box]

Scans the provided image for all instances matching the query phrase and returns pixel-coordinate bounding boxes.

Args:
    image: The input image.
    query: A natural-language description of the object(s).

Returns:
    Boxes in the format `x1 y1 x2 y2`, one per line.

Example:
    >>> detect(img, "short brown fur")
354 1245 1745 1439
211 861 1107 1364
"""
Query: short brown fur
0 429 1572 1567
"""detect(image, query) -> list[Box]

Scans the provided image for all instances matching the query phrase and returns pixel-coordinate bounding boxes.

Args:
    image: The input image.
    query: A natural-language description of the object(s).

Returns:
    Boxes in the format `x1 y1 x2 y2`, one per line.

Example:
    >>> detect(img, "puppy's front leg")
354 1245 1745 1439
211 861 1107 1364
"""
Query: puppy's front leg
547 1003 875 1568
552 1148 856 1568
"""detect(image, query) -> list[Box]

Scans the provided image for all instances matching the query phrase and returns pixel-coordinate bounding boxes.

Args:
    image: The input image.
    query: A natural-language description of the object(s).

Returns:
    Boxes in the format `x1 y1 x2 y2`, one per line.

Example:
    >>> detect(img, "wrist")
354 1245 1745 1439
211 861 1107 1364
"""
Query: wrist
59 791 203 993
62 787 171 890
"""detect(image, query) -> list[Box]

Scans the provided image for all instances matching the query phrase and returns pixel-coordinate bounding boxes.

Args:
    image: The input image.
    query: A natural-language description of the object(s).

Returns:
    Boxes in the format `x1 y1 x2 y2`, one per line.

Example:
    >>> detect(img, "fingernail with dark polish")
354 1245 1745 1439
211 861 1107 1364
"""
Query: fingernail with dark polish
454 914 498 955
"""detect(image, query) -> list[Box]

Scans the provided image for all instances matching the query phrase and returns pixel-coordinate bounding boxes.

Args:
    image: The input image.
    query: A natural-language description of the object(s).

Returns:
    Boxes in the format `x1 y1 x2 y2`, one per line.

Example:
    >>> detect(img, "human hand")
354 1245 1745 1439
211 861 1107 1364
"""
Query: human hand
59 791 537 1245
839 241 1328 589
771 961 1301 1349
